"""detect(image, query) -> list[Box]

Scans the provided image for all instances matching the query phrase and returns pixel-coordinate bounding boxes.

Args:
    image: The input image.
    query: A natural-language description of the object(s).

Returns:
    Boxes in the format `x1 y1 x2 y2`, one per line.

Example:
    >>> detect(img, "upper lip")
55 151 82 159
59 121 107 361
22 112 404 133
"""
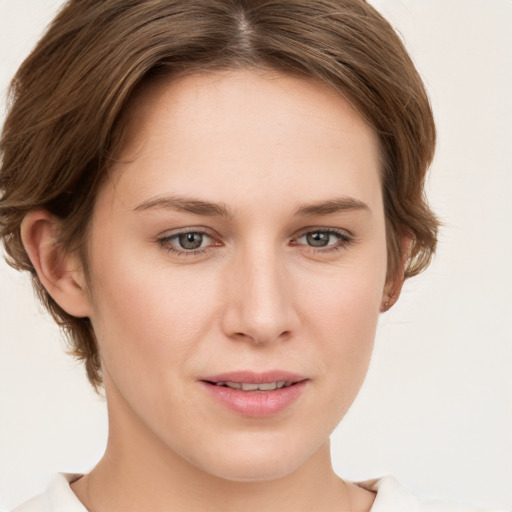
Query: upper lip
199 370 308 384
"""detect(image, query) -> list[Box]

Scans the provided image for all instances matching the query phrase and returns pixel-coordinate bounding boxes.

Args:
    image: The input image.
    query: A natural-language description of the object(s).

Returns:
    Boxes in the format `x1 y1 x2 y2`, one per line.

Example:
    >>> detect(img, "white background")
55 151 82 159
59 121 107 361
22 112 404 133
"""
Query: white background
0 0 511 510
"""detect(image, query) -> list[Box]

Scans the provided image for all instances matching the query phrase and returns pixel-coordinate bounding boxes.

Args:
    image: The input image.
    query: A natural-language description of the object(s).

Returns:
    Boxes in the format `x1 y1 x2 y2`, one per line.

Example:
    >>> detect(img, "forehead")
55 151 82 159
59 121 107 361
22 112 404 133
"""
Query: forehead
121 68 377 155
105 68 382 214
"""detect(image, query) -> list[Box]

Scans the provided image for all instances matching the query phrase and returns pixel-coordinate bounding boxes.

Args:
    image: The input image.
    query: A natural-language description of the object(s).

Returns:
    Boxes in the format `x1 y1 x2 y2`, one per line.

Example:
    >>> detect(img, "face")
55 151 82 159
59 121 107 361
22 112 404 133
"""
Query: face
84 69 388 481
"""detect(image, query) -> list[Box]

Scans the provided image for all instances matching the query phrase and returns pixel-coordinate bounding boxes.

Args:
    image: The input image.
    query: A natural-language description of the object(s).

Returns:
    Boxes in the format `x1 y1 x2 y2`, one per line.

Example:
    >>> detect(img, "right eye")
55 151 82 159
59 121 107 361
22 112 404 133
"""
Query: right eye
158 230 216 256
175 232 208 250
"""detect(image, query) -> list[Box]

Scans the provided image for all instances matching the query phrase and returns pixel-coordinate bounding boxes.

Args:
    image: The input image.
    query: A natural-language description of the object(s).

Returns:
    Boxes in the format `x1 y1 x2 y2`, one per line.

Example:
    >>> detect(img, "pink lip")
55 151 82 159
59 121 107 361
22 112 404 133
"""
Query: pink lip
199 370 308 418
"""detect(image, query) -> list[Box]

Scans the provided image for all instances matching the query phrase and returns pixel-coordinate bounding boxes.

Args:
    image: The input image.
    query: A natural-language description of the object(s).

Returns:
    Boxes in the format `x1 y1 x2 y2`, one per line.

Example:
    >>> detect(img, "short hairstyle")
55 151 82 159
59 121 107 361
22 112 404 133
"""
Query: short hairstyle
0 0 438 390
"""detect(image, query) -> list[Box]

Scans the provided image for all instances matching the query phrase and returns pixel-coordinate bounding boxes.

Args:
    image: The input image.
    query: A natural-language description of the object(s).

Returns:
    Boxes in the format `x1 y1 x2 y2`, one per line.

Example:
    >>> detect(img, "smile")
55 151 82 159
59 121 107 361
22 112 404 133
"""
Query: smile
199 371 308 417
213 381 292 391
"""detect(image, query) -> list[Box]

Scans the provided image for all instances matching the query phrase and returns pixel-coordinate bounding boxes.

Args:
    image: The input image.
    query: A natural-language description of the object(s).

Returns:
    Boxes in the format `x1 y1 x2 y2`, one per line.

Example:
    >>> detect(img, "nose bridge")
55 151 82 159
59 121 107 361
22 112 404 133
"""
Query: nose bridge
223 241 296 344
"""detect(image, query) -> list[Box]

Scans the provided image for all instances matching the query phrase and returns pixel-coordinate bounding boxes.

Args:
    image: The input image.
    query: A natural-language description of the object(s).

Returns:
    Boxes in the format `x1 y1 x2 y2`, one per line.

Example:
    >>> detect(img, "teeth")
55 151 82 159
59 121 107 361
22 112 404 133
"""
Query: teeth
215 381 291 391
257 382 277 391
215 381 242 389
241 383 260 391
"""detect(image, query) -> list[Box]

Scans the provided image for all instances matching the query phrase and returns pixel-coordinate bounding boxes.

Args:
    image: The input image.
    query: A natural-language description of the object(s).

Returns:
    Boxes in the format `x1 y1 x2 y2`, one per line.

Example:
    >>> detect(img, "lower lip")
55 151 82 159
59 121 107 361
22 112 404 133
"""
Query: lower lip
200 381 307 418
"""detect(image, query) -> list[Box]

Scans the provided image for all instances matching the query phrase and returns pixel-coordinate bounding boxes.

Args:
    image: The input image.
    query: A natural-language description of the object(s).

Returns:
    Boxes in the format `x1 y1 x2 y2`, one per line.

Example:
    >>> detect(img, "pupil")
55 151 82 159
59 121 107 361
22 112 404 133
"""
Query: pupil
306 232 329 247
179 233 203 250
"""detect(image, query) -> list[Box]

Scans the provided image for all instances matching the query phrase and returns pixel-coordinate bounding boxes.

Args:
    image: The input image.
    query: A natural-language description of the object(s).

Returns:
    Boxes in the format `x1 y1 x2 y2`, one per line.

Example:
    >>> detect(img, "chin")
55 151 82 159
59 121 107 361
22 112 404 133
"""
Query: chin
189 433 324 483
204 457 304 483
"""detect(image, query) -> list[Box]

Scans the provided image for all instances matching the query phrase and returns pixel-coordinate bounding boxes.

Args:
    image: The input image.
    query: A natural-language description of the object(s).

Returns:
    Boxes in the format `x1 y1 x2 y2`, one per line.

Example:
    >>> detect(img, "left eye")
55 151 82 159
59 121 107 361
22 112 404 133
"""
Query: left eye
295 230 349 248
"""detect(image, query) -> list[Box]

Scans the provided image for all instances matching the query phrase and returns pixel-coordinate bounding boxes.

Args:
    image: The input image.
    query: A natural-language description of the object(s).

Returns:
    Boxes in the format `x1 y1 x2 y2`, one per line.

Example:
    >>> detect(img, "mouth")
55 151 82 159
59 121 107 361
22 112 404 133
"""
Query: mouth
206 380 298 391
200 370 308 390
199 371 308 417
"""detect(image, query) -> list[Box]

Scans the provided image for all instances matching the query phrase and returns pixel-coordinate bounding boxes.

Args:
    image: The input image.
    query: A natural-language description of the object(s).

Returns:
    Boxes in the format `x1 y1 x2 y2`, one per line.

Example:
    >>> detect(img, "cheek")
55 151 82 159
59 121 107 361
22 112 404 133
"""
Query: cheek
298 249 386 339
309 282 380 370
296 250 386 396
87 253 222 380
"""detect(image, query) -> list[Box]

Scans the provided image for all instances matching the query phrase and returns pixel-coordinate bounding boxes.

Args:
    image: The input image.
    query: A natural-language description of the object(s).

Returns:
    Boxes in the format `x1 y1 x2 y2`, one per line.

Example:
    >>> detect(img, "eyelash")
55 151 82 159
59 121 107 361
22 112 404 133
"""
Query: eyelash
157 228 354 257
292 229 354 253
158 230 217 257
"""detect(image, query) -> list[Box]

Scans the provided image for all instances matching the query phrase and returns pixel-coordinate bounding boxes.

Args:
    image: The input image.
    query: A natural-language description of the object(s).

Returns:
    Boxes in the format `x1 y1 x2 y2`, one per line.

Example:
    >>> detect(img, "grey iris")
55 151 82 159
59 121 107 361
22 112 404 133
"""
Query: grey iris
306 232 330 247
179 233 203 250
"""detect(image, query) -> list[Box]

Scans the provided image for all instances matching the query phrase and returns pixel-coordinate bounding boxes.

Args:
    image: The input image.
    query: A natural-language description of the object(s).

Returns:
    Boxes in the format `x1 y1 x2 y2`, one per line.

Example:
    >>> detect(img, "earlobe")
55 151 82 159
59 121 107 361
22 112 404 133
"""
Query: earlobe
20 210 91 318
380 235 413 313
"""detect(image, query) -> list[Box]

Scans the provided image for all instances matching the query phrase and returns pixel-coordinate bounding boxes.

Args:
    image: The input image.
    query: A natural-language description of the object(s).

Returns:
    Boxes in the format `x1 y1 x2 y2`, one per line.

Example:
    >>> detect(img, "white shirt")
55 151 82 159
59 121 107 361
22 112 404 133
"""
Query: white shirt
12 473 503 512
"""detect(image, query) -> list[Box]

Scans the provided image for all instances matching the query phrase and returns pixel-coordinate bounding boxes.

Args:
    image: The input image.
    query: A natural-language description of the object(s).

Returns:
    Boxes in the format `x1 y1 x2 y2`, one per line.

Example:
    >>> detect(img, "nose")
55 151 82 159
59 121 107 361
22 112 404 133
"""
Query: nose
221 245 299 345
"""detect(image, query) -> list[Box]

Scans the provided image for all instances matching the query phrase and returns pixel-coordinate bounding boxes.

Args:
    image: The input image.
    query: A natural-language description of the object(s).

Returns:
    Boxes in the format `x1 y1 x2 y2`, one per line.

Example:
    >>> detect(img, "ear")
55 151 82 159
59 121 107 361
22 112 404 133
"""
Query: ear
20 209 91 318
380 235 413 313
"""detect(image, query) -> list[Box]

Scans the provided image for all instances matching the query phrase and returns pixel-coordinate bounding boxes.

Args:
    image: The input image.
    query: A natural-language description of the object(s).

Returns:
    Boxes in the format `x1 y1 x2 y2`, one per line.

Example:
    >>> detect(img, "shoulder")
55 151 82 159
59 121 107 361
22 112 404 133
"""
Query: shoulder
358 476 506 512
12 474 86 512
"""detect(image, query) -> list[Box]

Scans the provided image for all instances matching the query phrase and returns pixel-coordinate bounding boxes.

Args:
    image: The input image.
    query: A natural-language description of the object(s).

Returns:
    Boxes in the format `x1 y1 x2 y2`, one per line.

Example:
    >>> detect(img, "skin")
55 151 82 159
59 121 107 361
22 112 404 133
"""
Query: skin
22 69 406 511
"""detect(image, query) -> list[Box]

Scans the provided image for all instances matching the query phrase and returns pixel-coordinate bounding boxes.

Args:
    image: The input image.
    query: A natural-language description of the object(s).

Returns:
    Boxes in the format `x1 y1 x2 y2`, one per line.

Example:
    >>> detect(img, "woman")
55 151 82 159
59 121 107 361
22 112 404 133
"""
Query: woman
0 1 508 510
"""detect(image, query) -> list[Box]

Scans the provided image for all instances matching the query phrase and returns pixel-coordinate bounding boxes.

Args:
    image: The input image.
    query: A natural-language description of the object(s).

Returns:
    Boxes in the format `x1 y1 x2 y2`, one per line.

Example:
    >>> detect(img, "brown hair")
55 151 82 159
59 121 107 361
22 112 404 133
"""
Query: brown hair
0 0 438 390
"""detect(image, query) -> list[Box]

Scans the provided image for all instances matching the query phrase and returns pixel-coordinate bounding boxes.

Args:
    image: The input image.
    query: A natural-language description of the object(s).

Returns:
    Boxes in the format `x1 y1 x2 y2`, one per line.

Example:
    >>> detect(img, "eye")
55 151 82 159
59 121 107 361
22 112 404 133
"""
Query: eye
176 232 207 250
294 229 353 250
158 230 217 255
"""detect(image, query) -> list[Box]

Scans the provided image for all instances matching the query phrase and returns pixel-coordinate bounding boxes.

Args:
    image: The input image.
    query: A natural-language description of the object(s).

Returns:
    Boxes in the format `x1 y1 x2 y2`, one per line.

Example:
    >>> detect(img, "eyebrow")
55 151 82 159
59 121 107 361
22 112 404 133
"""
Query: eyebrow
133 195 233 218
133 194 369 218
294 197 370 216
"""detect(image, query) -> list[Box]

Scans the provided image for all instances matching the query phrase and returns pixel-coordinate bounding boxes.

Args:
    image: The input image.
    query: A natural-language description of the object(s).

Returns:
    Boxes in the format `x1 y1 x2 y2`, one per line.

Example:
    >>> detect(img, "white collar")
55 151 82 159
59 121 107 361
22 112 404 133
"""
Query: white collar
14 473 492 512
